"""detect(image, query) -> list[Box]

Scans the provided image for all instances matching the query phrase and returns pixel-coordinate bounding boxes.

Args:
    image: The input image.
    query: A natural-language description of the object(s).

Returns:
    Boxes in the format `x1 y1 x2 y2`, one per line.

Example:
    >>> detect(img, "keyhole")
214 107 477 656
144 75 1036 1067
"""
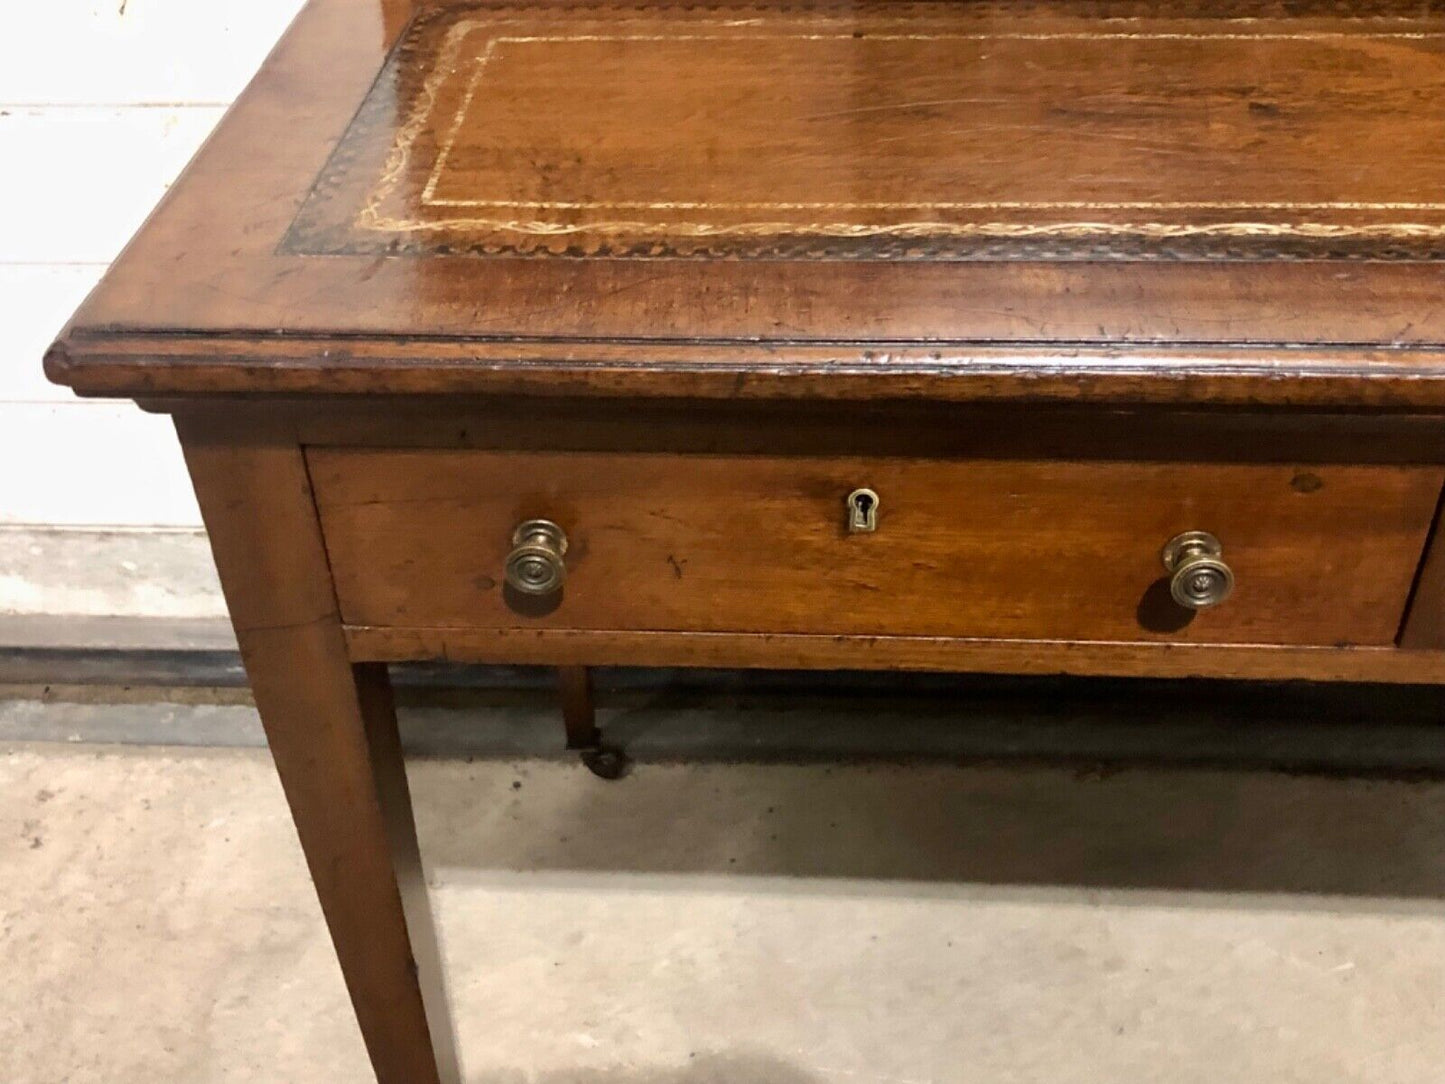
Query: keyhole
847 488 879 532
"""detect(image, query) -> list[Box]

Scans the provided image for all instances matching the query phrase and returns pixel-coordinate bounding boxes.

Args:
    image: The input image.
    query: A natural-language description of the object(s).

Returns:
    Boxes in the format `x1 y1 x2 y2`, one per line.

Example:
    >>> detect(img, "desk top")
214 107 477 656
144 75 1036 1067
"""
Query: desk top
46 0 1445 406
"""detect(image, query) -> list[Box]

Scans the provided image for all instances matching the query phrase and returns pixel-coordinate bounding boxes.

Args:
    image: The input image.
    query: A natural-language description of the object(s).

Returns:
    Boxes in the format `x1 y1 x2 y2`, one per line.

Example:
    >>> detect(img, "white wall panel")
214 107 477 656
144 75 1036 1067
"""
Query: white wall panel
0 403 201 526
0 0 300 529
0 265 106 401
0 0 307 105
0 106 225 264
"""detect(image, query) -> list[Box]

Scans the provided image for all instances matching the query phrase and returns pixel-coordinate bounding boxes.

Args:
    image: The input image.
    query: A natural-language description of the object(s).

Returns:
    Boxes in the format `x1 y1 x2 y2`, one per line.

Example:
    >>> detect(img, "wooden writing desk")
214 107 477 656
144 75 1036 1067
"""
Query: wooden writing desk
46 1 1445 1079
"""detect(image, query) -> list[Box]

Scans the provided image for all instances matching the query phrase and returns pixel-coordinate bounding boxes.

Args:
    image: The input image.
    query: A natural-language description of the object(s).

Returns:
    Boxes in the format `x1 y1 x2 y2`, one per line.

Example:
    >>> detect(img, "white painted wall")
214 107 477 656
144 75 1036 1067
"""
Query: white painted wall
0 0 306 526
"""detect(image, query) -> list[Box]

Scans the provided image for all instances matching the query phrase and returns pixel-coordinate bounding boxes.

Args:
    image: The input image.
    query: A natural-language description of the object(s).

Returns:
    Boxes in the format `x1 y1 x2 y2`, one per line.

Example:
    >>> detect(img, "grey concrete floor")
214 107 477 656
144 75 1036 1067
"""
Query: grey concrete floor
4 718 1445 1083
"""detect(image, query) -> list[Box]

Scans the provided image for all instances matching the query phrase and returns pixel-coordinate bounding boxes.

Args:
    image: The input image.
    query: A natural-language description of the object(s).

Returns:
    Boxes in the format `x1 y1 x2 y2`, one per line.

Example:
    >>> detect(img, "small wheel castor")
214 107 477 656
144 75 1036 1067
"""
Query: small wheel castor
580 746 629 780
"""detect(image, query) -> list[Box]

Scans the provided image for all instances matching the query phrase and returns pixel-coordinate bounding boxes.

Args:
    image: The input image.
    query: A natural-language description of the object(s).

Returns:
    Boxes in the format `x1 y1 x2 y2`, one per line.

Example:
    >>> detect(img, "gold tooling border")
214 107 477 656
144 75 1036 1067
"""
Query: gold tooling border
355 18 1445 243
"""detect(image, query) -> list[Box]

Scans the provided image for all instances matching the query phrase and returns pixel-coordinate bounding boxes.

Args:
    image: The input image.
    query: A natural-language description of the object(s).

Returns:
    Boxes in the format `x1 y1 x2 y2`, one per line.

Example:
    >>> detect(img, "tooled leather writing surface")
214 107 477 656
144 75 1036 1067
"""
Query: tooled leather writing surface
288 2 1445 261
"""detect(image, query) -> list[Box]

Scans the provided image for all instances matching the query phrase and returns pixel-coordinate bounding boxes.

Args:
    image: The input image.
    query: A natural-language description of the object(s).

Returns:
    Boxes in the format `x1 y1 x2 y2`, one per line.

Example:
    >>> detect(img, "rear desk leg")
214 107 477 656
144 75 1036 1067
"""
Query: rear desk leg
178 420 461 1084
558 665 627 779
558 665 599 749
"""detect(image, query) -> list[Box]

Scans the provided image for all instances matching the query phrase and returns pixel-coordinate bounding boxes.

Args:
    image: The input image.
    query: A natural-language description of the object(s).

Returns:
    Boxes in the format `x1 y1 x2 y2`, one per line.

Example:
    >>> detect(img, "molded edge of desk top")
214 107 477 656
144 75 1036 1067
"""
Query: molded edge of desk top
41 332 1445 408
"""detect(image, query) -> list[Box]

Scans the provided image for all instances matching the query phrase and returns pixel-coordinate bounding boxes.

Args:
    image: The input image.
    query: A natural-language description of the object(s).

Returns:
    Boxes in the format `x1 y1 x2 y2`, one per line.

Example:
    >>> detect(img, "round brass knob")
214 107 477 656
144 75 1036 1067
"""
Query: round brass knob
1161 530 1234 610
505 519 568 596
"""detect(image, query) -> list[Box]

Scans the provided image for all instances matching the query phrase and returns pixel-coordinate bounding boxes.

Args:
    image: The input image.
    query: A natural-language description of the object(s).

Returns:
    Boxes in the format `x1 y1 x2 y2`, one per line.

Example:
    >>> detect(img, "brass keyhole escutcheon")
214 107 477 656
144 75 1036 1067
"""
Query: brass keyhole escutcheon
846 488 879 533
505 519 568 596
1161 530 1234 610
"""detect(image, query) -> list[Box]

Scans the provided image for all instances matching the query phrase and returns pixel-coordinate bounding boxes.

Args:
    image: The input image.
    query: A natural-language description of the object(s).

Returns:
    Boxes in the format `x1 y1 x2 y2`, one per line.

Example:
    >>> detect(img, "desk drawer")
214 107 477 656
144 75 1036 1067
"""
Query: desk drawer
308 450 1441 646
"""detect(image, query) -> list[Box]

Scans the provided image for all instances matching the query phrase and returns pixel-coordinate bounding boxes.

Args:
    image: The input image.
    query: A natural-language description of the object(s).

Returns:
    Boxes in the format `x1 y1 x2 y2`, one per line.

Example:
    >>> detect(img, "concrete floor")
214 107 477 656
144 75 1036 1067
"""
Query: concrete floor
4 733 1445 1083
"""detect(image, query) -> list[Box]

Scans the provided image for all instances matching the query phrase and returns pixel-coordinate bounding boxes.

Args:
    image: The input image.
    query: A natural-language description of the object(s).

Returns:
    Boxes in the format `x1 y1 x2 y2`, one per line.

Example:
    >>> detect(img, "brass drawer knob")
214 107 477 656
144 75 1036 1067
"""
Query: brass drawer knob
1161 530 1234 610
505 519 568 596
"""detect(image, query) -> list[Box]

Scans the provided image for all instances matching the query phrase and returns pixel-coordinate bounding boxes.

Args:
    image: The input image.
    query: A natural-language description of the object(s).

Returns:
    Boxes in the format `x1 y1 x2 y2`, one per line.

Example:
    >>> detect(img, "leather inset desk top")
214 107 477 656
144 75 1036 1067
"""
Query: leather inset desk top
287 2 1445 259
44 0 1445 404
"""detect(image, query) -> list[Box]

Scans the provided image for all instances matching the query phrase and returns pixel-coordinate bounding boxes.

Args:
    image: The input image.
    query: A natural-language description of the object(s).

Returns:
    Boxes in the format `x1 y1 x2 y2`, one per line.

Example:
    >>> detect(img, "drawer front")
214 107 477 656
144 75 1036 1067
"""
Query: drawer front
309 450 1442 647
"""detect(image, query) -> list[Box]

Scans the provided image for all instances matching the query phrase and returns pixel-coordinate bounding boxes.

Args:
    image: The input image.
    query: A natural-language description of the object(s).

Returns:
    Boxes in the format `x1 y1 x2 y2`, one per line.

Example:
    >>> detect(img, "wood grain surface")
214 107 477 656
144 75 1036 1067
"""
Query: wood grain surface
1401 490 1445 649
50 336 1445 408
43 0 1445 405
178 422 459 1084
344 625 1445 685
309 448 1442 646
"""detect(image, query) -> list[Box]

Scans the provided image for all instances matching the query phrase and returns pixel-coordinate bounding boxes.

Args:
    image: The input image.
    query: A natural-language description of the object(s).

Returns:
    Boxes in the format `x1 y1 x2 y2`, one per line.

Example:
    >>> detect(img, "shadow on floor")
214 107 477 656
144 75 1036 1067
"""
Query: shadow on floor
468 1052 822 1084
415 747 1445 901
400 670 1445 777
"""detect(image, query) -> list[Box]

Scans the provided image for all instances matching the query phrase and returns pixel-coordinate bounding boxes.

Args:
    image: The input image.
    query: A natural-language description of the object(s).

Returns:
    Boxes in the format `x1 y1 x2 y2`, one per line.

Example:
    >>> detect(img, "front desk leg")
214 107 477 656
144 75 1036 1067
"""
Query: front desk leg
179 423 460 1084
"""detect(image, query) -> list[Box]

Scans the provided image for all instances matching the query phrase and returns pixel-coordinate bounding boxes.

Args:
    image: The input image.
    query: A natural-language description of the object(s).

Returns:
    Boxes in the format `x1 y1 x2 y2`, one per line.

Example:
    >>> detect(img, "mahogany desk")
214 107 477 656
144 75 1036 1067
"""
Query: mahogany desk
46 1 1445 1079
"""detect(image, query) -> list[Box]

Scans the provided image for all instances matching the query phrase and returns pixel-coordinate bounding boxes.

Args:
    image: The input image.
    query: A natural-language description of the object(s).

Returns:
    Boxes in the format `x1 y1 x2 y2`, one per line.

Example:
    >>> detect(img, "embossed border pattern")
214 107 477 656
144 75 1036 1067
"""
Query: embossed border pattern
283 2 1445 260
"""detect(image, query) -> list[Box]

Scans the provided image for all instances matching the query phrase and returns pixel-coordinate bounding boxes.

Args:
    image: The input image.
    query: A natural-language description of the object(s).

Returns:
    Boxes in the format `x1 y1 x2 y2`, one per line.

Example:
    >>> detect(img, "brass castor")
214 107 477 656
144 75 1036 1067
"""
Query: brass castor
580 746 629 780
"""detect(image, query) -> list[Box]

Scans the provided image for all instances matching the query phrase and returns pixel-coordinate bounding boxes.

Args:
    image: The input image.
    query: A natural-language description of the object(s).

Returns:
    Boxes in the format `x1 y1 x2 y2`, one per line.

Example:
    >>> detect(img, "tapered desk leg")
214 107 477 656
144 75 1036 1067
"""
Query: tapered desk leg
179 423 460 1084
